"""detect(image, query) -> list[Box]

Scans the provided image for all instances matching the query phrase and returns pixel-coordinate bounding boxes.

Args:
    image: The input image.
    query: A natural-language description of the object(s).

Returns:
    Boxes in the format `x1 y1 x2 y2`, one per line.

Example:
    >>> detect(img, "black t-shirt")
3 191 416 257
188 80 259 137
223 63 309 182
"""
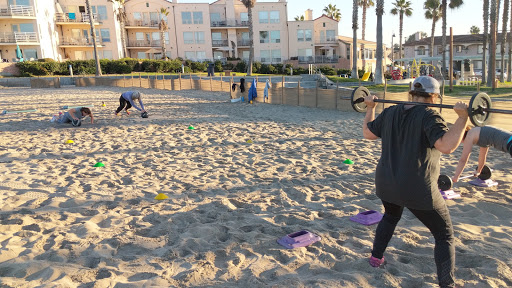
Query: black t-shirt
367 104 449 210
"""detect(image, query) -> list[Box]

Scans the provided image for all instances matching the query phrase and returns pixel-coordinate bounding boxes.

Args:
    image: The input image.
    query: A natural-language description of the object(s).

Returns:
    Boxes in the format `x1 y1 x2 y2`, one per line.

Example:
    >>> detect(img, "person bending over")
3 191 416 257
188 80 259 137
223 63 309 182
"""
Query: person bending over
53 107 93 125
453 125 512 182
363 76 468 288
115 91 146 116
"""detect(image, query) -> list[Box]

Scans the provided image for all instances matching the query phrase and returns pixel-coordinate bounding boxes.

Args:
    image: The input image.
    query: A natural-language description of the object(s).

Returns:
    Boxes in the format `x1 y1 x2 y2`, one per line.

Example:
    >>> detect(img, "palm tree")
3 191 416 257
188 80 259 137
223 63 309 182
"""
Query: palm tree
469 26 480 34
359 0 374 71
483 0 489 84
375 0 385 84
352 0 359 79
424 0 442 61
500 0 508 83
390 0 413 66
109 0 127 58
159 8 169 60
323 4 341 21
241 0 256 75
488 0 497 89
441 0 464 79
86 0 101 76
294 15 304 21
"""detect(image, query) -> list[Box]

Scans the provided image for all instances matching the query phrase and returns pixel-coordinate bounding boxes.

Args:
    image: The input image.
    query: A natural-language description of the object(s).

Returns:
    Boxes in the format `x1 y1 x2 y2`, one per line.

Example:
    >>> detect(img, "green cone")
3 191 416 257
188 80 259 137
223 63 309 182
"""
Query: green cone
343 159 354 165
94 162 105 167
188 126 195 130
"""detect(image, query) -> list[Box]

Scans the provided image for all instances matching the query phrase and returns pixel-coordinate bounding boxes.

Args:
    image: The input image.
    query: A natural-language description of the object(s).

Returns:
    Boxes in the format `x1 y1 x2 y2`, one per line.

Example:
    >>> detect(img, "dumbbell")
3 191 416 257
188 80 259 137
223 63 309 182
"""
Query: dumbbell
438 165 492 191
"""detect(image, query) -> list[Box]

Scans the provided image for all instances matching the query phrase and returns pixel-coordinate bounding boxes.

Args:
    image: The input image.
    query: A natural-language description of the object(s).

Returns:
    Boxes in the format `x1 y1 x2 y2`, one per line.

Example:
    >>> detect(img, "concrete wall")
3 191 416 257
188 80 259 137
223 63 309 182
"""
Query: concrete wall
0 63 20 76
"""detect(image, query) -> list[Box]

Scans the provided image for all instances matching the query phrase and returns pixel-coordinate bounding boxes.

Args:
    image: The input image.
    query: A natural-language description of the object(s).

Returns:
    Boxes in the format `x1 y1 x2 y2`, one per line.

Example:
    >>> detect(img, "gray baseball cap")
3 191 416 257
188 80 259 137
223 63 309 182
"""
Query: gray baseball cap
412 76 440 94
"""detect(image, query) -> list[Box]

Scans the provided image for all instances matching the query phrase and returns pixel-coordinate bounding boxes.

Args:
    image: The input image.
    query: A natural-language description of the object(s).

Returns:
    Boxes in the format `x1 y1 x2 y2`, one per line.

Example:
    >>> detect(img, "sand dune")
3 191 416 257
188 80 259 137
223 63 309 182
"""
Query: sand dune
0 86 510 287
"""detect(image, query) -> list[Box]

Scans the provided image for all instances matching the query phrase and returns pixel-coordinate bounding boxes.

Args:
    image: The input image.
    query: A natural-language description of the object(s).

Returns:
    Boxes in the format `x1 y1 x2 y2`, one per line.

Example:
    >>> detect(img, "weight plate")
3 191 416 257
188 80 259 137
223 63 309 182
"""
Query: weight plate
478 164 492 180
469 92 492 127
438 174 453 191
351 86 370 113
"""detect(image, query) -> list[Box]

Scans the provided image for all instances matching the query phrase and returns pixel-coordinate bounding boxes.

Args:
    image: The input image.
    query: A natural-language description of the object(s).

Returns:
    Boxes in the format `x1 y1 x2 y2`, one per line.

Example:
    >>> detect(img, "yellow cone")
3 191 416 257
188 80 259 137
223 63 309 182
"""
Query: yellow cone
246 139 253 144
154 193 168 200
66 140 74 144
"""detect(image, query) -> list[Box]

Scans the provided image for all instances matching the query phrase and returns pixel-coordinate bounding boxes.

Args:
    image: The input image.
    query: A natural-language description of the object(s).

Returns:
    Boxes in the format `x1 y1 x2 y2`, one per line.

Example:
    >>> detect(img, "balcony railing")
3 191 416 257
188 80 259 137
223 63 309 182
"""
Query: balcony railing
55 12 98 23
0 32 37 43
212 39 228 47
60 37 102 46
298 55 339 64
210 19 249 27
315 37 337 44
125 19 159 28
0 5 34 17
237 39 250 47
127 39 161 47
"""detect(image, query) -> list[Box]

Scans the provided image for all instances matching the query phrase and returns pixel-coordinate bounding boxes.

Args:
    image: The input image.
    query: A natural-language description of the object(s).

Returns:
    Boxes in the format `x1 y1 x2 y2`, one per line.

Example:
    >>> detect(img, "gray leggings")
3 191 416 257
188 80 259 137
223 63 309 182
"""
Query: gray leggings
372 200 455 288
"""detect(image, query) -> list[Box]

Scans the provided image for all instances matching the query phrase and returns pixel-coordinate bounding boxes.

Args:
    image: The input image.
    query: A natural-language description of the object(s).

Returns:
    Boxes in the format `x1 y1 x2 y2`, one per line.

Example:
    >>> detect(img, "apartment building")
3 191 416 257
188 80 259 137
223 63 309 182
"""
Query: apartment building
1 0 385 72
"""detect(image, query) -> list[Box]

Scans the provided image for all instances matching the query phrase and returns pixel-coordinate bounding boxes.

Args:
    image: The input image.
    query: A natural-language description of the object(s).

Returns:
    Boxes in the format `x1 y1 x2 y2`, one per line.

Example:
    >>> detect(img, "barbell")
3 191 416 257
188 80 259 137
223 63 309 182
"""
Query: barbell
345 86 512 127
438 165 492 191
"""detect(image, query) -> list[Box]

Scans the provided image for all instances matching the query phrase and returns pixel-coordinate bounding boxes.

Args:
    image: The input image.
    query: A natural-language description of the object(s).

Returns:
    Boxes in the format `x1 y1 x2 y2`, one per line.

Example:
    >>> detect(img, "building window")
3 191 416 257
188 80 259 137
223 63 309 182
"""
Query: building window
184 32 194 44
259 11 268 23
305 29 312 41
456 45 463 53
437 46 443 55
271 49 281 62
326 30 335 41
323 23 326 27
297 30 304 42
193 12 203 24
97 5 107 20
240 12 248 24
102 50 113 60
214 51 223 59
297 29 312 42
182 12 192 24
259 31 269 43
196 51 206 60
418 46 426 56
242 50 249 59
150 12 159 26
477 45 483 54
346 46 350 60
212 32 222 41
24 49 37 60
298 48 313 62
270 30 280 43
210 13 221 24
185 51 195 60
137 51 146 59
195 31 205 44
269 11 279 23
100 28 110 42
260 50 270 62
152 32 160 45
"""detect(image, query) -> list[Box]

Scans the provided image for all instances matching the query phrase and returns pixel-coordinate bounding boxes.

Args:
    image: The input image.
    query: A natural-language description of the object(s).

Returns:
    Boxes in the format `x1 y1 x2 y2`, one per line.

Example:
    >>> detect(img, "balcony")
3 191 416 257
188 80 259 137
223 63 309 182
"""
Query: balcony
127 39 162 48
210 19 249 28
237 39 250 47
55 12 99 25
212 39 228 47
0 5 35 18
315 37 337 45
124 19 159 29
59 37 102 47
0 32 38 44
298 55 339 64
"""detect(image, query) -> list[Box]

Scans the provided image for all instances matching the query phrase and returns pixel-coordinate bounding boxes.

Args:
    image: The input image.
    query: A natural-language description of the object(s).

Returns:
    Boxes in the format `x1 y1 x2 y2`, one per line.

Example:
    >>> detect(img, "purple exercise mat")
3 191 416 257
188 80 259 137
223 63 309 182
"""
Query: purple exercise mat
350 210 383 226
277 230 321 249
469 178 498 188
440 189 460 200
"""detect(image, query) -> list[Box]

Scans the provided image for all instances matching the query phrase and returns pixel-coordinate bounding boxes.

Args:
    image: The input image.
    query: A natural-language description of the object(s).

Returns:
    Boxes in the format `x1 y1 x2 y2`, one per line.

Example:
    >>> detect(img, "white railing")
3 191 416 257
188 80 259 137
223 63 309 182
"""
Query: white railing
0 32 37 43
0 5 35 17
128 39 161 47
298 55 339 64
60 37 102 46
55 12 98 23
210 19 248 27
315 37 337 44
125 19 159 28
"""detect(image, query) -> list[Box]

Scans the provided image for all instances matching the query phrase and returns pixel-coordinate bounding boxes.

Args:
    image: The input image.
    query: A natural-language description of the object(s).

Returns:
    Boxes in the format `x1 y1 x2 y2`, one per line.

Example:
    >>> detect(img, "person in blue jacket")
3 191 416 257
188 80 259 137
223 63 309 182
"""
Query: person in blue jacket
115 91 146 116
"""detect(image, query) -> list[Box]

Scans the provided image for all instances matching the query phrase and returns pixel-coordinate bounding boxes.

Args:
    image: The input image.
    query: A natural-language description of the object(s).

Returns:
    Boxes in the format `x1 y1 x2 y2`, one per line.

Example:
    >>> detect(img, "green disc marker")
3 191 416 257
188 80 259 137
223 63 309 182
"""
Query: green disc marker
343 159 354 165
188 126 195 130
94 162 105 167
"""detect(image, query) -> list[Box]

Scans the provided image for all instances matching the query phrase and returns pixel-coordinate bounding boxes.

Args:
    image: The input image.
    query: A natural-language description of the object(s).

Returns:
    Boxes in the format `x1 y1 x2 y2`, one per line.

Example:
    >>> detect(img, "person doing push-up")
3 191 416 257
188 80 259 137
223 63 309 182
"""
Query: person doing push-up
452 126 512 182
115 91 146 116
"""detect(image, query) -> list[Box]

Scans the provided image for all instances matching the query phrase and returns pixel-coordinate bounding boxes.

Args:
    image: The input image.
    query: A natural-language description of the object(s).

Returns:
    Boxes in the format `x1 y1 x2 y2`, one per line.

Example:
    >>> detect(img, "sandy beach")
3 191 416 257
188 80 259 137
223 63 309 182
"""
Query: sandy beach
0 86 511 287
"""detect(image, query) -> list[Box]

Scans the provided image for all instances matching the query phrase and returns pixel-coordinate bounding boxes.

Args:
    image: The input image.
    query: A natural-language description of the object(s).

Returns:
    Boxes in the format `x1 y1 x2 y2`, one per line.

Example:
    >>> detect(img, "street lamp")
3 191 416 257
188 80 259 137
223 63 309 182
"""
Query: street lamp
391 33 395 65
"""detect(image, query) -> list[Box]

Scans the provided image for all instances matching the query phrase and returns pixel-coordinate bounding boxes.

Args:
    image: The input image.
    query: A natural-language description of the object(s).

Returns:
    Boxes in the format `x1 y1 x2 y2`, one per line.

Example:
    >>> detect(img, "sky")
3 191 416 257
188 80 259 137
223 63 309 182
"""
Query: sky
175 0 485 46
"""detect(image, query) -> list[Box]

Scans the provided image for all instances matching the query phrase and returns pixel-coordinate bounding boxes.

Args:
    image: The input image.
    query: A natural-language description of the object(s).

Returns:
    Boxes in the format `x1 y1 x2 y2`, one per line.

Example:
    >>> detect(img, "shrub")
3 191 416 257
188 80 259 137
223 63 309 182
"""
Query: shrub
37 58 56 63
222 63 234 71
214 60 223 72
234 61 246 73
190 61 207 72
337 69 351 76
16 62 47 76
319 66 336 75
121 58 140 71
252 61 262 74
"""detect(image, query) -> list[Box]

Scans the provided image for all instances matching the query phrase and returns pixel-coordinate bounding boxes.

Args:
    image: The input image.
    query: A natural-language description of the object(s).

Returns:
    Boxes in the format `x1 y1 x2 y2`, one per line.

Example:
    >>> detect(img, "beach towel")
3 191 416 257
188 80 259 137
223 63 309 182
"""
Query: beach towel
263 79 271 102
240 78 245 93
248 78 257 102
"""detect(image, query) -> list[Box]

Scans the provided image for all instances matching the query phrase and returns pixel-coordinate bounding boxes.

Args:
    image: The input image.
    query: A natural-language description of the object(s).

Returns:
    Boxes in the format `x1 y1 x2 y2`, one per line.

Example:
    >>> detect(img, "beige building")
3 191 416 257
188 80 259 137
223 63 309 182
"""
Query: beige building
1 0 387 72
